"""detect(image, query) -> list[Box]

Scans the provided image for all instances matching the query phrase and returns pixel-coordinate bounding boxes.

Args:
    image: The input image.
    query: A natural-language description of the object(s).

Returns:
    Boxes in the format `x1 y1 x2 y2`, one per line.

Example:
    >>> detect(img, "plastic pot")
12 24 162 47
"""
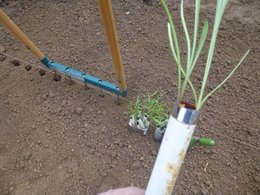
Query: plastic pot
128 114 151 135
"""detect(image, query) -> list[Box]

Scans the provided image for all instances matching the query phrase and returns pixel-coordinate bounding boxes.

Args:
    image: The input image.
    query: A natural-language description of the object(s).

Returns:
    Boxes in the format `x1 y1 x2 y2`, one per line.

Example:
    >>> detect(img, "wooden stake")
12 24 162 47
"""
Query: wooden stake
97 0 127 92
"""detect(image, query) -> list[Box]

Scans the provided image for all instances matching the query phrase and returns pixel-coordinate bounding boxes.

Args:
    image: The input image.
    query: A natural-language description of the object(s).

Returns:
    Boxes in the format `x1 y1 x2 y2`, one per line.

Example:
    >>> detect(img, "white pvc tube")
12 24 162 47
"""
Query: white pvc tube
145 116 196 195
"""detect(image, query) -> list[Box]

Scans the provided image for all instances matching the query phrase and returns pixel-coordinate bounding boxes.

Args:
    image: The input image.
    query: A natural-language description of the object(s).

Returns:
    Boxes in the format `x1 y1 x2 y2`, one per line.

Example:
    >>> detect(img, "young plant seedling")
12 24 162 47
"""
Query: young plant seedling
161 0 250 109
127 96 151 135
144 92 168 122
142 92 170 140
127 96 141 126
127 92 167 136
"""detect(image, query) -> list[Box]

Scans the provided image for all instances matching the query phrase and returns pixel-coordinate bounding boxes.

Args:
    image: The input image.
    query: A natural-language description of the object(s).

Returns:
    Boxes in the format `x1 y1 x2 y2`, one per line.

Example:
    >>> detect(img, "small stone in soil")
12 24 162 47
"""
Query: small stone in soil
201 188 208 195
75 107 83 115
0 45 5 53
25 65 32 71
132 161 141 169
49 91 55 98
38 69 46 76
9 186 14 192
36 139 42 145
253 175 260 183
99 91 105 98
53 73 61 81
151 150 157 156
84 122 88 128
191 187 199 194
11 59 20 66
24 151 32 160
19 161 25 169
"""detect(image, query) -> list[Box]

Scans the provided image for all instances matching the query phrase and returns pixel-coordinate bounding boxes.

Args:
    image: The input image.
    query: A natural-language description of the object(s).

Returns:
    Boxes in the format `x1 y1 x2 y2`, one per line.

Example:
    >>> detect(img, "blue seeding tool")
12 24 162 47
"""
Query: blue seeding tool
0 0 127 97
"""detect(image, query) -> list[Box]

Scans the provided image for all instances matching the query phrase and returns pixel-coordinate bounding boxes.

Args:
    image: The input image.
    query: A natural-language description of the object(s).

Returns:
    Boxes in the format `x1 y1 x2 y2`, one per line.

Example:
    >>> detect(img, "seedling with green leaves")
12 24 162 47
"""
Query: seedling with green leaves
127 96 142 126
127 96 151 134
127 92 168 134
161 0 250 109
127 92 170 137
144 92 169 126
127 93 216 146
153 116 168 129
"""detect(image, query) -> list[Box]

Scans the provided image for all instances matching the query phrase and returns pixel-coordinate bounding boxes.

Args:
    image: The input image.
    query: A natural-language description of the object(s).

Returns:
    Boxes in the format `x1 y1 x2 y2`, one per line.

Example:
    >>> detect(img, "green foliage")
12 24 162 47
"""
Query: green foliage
127 92 169 128
144 92 168 128
153 116 168 129
161 0 250 110
126 96 141 126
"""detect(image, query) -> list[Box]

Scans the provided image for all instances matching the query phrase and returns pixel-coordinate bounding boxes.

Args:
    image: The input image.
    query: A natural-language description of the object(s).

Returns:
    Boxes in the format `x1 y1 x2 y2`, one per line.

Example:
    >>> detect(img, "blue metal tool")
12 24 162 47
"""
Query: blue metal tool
40 57 127 97
0 5 127 97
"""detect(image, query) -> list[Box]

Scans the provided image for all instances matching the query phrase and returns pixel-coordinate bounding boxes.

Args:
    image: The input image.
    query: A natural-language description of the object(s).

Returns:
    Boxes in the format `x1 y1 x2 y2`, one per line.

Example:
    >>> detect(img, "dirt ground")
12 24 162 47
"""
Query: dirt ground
0 0 259 194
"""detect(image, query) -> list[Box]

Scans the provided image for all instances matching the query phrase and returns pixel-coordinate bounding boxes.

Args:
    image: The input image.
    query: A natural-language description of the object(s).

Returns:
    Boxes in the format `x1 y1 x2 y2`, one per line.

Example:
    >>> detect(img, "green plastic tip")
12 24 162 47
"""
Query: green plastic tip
208 140 215 146
199 138 216 146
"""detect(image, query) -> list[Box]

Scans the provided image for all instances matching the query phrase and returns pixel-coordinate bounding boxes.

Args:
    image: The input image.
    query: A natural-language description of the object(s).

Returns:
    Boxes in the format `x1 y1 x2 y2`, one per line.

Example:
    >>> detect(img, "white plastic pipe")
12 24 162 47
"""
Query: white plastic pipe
145 116 196 195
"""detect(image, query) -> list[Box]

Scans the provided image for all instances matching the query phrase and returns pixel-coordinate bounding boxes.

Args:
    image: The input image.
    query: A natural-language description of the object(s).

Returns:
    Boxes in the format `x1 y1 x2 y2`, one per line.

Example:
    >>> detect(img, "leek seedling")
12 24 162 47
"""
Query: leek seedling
144 92 166 120
127 92 169 128
127 96 151 129
162 0 250 110
127 96 141 126
153 116 168 129
144 92 169 128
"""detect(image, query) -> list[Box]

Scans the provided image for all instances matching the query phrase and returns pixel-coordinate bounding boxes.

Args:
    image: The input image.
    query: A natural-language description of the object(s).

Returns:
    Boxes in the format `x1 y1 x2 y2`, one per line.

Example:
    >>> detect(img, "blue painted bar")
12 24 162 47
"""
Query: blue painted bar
40 56 127 97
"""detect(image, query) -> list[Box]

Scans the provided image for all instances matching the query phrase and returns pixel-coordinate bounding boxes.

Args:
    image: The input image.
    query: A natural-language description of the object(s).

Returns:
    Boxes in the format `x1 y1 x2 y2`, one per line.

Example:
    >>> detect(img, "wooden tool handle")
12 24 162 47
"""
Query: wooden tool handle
0 9 44 60
98 0 127 92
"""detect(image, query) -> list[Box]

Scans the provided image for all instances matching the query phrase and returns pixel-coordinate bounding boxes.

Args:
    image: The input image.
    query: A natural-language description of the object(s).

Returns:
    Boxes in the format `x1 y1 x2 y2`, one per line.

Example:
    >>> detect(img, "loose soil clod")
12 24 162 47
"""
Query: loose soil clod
0 54 6 62
38 69 46 76
25 65 32 71
143 0 152 5
0 0 8 7
75 106 84 115
115 98 121 105
53 73 61 81
10 59 20 66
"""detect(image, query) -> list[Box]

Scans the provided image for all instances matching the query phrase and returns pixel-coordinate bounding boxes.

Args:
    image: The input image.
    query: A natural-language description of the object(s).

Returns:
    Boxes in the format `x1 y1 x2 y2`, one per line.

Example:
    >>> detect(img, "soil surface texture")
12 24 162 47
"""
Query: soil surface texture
0 0 259 195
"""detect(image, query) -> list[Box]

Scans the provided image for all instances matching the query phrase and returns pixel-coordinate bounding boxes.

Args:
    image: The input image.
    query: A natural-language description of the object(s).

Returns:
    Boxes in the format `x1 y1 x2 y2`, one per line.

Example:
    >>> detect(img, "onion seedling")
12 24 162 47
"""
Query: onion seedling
145 1 248 193
161 0 250 110
127 96 151 132
127 92 169 132
144 92 168 125
126 96 141 126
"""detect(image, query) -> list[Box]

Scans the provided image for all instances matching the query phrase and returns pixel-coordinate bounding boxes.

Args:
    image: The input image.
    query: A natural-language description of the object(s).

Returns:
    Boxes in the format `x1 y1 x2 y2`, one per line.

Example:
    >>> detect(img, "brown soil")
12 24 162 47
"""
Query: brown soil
0 0 259 194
